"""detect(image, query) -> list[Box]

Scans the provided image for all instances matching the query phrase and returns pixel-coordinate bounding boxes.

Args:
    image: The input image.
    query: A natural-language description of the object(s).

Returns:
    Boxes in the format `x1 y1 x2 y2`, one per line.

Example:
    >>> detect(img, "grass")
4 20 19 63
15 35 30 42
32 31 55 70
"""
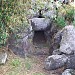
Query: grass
56 16 66 28
25 62 32 70
25 57 32 70
32 72 45 75
3 55 34 75
6 71 19 75
10 59 21 67
6 57 23 75
0 47 47 75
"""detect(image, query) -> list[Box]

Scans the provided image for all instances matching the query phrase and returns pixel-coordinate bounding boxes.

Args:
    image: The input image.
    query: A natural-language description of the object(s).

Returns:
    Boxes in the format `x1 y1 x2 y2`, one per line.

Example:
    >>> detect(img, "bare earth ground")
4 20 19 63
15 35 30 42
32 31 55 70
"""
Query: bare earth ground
0 45 64 75
0 35 63 75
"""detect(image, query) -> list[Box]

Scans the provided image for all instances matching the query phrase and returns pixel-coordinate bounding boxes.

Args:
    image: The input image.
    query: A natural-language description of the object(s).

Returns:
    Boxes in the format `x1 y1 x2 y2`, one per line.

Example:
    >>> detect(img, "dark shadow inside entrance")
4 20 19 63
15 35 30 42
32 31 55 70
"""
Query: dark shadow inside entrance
33 30 47 46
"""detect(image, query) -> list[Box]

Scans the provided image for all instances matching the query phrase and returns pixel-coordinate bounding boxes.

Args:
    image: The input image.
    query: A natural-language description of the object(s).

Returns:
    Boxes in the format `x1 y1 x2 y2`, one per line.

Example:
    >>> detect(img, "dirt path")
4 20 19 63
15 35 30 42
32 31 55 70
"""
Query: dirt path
25 55 48 75
24 42 64 75
25 44 59 75
25 55 60 75
0 36 60 75
0 46 61 75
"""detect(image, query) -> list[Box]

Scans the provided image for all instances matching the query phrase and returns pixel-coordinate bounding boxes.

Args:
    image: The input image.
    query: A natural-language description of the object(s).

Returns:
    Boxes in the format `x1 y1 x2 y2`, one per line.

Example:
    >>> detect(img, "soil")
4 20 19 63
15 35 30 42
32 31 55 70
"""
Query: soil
0 50 59 75
0 30 63 75
0 44 63 75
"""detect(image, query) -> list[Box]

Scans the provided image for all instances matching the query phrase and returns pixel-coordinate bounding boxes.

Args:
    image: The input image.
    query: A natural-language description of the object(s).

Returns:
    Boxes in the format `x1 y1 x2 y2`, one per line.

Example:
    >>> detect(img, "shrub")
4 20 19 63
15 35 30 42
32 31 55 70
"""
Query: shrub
0 0 17 46
65 8 74 23
56 16 66 28
10 59 21 67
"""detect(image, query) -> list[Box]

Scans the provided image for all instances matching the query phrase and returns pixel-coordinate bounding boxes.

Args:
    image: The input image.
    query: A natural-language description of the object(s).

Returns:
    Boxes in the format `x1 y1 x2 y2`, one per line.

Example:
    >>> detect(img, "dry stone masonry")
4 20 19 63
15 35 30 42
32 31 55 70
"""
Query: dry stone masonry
44 25 75 72
30 18 52 31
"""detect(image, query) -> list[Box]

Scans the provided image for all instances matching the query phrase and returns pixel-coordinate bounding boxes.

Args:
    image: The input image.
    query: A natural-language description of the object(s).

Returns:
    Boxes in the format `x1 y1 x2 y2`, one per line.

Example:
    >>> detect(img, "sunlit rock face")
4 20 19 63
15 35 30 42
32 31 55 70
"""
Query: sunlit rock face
59 25 75 54
44 55 68 70
30 18 52 31
53 25 75 55
30 18 52 45
44 25 75 70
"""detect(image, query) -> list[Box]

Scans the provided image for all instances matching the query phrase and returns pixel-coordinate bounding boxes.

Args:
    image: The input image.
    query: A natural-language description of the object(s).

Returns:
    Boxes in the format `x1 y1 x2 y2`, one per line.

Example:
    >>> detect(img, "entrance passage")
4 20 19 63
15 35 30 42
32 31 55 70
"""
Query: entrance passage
33 31 47 46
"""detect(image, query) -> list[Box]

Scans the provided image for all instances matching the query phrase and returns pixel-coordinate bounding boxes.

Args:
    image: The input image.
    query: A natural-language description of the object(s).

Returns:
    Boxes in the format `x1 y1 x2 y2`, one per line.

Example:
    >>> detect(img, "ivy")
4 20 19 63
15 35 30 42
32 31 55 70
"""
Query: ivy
0 0 17 46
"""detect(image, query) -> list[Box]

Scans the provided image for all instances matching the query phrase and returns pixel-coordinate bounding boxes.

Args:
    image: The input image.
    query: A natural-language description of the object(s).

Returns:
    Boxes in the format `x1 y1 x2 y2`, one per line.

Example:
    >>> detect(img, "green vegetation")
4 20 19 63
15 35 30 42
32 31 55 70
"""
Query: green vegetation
0 0 74 47
0 0 49 47
54 4 75 28
10 58 21 67
32 73 45 75
0 0 29 46
5 57 22 75
25 62 32 70
0 0 16 46
25 57 32 70
6 71 18 75
56 16 66 28
64 6 74 23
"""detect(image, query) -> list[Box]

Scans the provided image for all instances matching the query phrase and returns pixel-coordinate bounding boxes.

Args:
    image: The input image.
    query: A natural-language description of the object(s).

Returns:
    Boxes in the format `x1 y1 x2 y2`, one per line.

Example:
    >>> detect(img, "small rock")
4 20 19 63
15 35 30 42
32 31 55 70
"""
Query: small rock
0 52 7 64
44 55 68 70
62 69 75 75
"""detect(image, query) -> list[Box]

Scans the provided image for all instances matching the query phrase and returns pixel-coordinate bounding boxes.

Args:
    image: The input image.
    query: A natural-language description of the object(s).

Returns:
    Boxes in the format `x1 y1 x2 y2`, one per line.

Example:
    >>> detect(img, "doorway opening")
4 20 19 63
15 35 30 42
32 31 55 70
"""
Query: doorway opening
33 30 47 46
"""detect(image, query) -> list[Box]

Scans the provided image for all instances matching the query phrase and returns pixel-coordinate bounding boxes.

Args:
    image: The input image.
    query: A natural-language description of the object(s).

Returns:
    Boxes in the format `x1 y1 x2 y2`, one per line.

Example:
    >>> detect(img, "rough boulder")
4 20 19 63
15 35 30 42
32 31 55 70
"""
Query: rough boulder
54 25 75 55
44 55 68 70
30 18 52 31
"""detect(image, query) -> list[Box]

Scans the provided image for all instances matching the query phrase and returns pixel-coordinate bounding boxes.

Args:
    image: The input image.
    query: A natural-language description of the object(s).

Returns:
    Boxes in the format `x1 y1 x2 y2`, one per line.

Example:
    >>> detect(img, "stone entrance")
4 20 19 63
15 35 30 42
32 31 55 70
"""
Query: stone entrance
33 30 47 46
29 18 52 55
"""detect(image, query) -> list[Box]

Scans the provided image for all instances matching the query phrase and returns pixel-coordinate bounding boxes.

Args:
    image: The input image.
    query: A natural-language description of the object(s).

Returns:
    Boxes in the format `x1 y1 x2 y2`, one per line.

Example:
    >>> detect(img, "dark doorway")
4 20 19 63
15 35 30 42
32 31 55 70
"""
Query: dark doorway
33 30 47 46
